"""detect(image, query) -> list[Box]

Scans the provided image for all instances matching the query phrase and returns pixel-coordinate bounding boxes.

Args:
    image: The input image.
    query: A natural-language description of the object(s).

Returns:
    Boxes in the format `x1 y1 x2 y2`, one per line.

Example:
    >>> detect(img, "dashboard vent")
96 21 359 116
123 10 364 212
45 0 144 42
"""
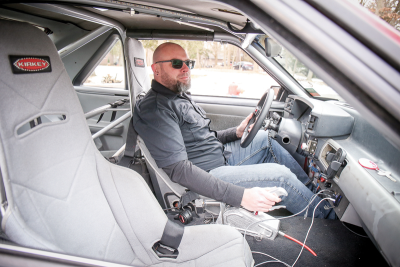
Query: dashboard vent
284 98 294 112
307 115 317 130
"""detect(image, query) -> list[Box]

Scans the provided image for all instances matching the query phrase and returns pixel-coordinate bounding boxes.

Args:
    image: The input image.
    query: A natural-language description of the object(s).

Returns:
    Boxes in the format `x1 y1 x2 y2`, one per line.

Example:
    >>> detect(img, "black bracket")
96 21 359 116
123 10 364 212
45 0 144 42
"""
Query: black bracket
152 241 179 259
227 19 264 34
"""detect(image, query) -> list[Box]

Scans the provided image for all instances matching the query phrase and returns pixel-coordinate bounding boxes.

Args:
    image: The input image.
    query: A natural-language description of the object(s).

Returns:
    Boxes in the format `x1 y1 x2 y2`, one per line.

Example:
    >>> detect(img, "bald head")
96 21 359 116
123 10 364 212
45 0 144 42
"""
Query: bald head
151 42 191 93
153 42 186 63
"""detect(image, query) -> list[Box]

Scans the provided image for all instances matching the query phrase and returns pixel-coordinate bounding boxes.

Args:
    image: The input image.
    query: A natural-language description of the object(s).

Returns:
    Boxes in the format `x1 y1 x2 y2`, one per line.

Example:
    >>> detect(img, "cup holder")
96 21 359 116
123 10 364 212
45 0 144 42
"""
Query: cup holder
282 136 290 145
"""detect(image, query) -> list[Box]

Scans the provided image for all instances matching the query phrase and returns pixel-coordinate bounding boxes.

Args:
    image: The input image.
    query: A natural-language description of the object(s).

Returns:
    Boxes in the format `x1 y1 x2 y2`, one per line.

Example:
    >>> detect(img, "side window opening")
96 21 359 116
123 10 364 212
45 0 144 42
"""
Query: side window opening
140 40 280 99
83 40 125 89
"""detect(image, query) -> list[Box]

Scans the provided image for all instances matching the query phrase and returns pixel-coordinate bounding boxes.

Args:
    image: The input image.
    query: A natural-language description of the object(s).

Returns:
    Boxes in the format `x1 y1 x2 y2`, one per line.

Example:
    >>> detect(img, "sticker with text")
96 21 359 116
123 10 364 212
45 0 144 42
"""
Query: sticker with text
10 56 52 74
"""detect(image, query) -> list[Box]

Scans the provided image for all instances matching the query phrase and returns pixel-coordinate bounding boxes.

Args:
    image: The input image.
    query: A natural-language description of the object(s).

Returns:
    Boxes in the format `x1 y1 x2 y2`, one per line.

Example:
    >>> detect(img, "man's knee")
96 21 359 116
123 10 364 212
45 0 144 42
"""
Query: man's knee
274 164 298 182
252 130 270 147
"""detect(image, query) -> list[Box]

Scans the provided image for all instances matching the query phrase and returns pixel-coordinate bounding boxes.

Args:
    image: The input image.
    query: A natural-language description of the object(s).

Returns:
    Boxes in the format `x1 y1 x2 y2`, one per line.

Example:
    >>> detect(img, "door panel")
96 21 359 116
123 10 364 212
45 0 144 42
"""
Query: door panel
192 95 285 131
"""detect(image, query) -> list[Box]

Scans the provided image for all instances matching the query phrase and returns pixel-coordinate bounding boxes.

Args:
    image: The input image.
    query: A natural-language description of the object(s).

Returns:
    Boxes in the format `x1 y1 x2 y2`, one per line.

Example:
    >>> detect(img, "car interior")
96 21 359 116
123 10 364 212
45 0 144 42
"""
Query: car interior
0 0 399 267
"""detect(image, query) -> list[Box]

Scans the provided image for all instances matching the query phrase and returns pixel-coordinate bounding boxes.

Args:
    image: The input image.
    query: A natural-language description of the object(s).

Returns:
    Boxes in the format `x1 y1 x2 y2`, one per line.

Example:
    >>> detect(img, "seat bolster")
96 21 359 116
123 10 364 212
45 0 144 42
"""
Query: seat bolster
96 153 169 266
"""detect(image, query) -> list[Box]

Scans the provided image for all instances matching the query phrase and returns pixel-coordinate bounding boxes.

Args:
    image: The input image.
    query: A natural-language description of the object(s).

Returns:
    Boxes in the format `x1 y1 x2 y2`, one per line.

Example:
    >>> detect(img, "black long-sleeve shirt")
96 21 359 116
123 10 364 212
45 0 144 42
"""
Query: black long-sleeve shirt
132 80 244 206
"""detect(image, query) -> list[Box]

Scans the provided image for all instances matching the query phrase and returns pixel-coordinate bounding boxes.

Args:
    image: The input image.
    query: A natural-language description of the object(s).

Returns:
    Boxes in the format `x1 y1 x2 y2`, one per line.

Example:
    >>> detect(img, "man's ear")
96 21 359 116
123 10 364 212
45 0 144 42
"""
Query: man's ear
151 63 159 75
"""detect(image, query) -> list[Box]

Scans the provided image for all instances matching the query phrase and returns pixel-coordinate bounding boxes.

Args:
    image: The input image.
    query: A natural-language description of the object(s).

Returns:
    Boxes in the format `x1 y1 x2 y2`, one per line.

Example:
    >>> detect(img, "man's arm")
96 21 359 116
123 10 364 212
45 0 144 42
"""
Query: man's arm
216 113 254 144
163 160 244 206
216 127 238 144
163 160 281 211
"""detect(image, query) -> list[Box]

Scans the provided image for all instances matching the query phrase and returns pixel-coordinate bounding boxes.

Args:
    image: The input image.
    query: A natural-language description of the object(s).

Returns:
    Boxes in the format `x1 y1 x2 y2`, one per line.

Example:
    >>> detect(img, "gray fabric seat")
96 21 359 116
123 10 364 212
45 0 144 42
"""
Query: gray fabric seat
0 20 253 266
125 38 217 210
124 38 188 206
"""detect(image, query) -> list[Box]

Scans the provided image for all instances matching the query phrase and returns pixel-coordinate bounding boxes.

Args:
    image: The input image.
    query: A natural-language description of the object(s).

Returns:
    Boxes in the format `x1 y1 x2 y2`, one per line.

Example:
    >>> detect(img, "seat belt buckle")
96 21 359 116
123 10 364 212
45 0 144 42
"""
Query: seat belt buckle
152 241 179 259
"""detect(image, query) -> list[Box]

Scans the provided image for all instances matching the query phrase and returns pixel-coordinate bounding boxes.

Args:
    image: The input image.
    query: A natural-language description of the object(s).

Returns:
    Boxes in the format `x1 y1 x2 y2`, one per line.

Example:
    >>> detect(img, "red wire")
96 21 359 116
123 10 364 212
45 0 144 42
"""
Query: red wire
283 233 317 257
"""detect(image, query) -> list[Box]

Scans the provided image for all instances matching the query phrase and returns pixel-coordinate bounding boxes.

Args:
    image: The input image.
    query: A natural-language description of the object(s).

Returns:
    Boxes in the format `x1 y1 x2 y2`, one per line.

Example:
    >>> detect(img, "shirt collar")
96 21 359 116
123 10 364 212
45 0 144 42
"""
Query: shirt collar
151 79 193 101
151 79 179 99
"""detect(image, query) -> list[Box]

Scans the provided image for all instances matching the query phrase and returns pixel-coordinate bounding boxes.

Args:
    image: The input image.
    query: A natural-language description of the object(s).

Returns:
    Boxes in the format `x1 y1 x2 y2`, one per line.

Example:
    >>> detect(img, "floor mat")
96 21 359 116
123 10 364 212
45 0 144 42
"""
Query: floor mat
246 216 388 267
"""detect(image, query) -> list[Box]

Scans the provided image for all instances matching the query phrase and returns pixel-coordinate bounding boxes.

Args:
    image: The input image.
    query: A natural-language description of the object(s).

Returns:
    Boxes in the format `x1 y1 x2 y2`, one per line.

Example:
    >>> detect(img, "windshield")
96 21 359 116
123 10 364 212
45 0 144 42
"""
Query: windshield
257 35 343 101
257 0 400 101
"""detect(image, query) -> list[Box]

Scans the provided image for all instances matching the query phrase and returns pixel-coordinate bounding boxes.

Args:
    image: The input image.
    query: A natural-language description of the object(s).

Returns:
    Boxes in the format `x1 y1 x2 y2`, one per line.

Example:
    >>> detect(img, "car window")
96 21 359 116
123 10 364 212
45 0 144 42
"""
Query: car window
257 35 343 101
83 40 125 89
257 0 400 101
140 40 279 99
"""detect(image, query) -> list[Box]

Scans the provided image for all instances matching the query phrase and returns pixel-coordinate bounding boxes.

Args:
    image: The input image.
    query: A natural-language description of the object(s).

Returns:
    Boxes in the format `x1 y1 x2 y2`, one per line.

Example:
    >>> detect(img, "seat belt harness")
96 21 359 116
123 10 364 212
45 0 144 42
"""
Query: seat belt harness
124 119 138 157
153 219 183 259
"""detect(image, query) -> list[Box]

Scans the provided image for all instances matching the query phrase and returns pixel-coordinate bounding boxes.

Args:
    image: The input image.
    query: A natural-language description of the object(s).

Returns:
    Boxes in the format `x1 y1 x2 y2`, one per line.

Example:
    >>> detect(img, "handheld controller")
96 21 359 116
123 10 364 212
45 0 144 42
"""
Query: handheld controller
254 187 288 215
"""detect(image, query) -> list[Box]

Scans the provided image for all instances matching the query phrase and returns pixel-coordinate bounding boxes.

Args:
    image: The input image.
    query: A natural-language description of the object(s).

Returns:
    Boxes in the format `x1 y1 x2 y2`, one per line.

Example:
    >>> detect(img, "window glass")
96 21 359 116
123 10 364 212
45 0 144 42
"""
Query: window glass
258 35 343 101
258 0 400 101
140 40 279 99
83 40 125 89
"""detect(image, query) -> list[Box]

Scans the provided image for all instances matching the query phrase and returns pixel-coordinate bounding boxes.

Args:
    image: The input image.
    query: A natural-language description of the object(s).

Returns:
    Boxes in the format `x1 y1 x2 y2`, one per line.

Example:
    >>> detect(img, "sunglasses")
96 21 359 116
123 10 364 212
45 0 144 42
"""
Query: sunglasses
155 59 196 69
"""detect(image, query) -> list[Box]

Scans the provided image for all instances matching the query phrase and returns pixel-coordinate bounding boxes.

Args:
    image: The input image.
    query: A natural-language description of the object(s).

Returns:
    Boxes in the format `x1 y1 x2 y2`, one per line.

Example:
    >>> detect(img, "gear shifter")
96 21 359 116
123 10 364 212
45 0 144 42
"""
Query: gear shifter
267 187 288 211
254 187 288 215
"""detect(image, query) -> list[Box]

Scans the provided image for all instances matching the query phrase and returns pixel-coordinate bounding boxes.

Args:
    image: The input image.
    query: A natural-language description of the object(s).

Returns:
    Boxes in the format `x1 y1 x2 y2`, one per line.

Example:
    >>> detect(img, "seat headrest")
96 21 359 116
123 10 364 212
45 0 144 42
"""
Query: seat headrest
124 37 151 106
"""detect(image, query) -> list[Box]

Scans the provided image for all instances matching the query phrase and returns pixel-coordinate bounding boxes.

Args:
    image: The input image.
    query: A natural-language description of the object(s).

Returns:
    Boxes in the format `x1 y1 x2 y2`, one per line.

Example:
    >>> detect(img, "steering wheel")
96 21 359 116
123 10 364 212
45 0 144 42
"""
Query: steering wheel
240 88 275 148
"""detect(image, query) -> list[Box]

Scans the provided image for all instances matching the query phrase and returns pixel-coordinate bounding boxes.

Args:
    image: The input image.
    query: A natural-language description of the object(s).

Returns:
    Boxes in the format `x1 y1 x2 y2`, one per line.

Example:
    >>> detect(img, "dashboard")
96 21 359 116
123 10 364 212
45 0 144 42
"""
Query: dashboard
275 95 400 265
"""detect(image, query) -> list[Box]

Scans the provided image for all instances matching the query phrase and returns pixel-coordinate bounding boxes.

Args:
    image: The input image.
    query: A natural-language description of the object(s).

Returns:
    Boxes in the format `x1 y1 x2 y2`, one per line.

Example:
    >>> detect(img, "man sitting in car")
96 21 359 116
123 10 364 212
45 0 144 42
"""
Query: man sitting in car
132 43 335 219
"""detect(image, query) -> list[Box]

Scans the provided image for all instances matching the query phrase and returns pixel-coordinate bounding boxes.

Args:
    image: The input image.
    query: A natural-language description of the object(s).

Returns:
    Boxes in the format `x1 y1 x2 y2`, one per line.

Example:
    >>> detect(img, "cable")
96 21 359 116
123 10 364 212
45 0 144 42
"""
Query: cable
205 211 215 223
341 221 369 238
252 251 291 267
291 198 334 267
243 190 332 267
163 207 178 212
255 261 282 267
279 232 317 256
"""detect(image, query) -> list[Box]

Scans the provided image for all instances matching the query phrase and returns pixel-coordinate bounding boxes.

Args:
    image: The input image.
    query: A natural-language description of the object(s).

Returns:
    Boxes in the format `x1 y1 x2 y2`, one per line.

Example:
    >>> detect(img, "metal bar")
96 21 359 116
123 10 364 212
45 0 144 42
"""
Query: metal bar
59 25 111 58
0 243 131 267
241 34 258 49
112 144 126 158
92 112 130 139
84 104 112 119
106 108 131 112
74 86 129 96
73 34 119 86
23 3 126 40
127 30 214 41
162 18 214 32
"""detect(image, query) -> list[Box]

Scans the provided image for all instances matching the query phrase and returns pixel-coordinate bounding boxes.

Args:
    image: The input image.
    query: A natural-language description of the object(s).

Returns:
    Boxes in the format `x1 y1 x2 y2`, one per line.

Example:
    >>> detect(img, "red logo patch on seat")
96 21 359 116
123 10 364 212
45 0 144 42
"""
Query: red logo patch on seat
9 56 52 74
134 57 145 68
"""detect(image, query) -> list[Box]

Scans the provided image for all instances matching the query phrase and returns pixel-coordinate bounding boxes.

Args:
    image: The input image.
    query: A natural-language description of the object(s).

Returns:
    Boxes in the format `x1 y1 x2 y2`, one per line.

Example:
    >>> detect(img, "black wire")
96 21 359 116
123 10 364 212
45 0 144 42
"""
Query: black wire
163 207 178 212
341 221 369 238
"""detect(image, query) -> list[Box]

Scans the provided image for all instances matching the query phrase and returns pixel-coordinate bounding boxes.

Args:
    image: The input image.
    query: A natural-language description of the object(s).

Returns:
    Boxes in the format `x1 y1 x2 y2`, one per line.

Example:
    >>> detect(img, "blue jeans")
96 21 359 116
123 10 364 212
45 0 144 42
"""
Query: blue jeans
209 130 336 219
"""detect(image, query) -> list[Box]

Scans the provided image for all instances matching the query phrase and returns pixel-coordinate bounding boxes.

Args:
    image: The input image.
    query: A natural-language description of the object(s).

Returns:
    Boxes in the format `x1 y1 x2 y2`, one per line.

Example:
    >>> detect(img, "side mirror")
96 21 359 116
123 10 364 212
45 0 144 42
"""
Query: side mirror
264 37 282 57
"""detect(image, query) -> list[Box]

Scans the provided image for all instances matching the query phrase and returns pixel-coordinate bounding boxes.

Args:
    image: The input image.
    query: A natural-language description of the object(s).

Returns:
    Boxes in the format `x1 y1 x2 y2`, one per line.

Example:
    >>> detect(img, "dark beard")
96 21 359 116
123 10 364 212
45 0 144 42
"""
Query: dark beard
160 66 191 93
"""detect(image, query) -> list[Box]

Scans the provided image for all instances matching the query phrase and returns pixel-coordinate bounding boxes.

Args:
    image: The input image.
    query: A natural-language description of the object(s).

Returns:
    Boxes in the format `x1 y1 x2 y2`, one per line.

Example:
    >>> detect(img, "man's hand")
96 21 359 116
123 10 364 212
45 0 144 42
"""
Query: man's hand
241 187 282 212
236 113 254 138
